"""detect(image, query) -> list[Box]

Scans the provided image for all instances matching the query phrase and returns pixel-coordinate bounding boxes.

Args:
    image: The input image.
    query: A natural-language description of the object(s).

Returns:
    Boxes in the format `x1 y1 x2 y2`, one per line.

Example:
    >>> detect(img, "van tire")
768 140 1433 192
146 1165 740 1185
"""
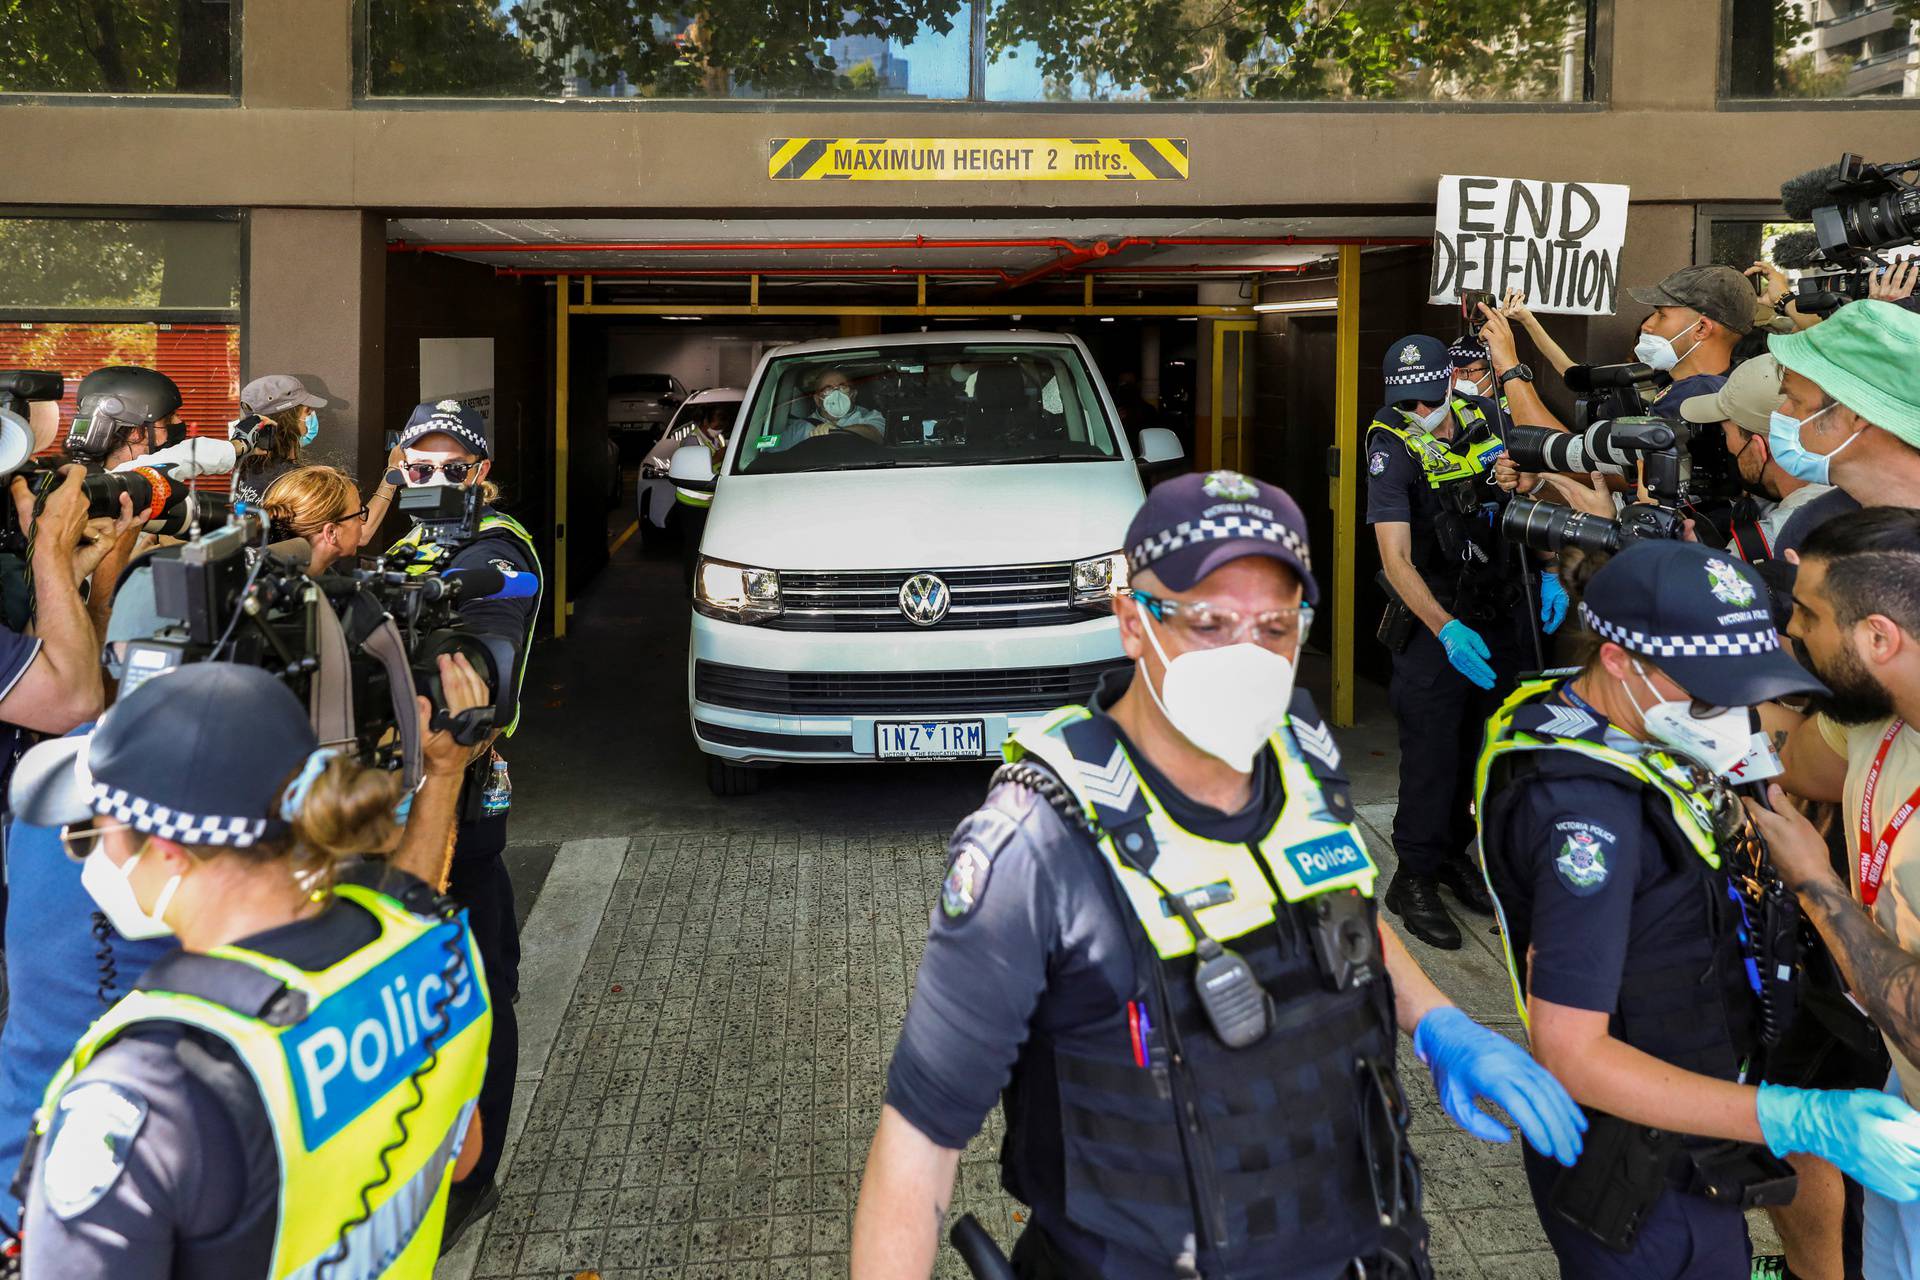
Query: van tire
706 755 763 796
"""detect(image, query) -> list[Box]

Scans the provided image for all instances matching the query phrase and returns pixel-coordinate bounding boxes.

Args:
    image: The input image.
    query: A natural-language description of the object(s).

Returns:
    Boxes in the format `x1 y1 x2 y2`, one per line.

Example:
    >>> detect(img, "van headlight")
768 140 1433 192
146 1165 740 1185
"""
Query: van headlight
694 556 783 623
1071 551 1129 607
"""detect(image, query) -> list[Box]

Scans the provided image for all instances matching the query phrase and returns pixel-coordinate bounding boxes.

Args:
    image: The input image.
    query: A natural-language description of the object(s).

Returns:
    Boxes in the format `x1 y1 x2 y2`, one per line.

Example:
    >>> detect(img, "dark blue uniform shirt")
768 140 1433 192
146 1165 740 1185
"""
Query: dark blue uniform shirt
885 670 1297 1278
1647 370 1728 422
1483 686 1714 1016
1362 393 1503 529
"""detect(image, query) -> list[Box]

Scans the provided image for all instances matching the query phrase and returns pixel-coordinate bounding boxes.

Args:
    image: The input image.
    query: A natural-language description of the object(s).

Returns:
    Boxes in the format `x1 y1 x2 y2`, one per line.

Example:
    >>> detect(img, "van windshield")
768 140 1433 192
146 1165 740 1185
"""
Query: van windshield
731 342 1121 475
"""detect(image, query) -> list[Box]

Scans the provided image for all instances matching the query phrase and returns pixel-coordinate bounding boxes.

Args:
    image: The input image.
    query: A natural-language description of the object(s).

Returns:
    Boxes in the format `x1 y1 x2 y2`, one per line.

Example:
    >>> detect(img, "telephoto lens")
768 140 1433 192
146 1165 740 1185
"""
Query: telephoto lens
1505 425 1592 475
1501 493 1626 557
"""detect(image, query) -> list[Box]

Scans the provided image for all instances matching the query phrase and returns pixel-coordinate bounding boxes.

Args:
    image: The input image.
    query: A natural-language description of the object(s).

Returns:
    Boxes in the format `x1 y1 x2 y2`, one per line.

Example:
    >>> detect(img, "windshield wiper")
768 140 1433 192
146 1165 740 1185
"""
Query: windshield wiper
783 459 901 473
993 452 1107 465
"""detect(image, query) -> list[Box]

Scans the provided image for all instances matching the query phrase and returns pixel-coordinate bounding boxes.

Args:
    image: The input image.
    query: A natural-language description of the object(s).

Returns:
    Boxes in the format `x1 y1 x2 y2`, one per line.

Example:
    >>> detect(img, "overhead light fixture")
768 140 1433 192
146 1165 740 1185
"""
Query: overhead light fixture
1252 297 1339 314
1098 317 1116 323
661 315 702 321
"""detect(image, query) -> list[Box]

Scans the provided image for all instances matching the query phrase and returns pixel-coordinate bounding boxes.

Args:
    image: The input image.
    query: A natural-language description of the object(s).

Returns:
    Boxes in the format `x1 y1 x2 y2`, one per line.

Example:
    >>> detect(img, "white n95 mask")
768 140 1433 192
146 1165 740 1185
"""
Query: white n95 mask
81 846 180 941
1630 660 1752 777
1136 600 1296 770
820 389 852 421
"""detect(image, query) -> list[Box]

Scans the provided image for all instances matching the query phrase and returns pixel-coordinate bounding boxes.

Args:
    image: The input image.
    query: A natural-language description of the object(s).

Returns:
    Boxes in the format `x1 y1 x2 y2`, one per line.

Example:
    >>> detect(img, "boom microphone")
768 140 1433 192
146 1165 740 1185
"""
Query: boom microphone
1781 164 1844 221
1771 230 1826 270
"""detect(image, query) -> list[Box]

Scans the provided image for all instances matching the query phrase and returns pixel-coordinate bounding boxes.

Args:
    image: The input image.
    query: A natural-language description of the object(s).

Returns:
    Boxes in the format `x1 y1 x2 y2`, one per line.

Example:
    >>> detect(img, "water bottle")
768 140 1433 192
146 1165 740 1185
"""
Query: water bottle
481 755 512 817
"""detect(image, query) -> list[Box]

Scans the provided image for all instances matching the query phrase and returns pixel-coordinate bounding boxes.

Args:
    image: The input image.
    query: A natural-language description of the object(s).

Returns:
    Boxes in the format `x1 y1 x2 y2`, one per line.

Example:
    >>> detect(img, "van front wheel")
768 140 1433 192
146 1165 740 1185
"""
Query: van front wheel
706 755 764 796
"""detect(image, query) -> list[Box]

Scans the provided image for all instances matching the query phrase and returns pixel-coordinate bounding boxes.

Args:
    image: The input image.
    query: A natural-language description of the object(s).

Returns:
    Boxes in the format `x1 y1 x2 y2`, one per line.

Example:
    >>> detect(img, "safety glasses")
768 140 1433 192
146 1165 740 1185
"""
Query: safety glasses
403 460 477 485
1129 589 1313 652
59 820 127 864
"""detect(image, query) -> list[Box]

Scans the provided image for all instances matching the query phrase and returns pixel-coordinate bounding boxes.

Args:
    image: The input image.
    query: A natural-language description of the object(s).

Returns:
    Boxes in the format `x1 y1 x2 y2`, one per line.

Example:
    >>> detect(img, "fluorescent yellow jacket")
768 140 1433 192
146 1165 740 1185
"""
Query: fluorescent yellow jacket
31 883 491 1280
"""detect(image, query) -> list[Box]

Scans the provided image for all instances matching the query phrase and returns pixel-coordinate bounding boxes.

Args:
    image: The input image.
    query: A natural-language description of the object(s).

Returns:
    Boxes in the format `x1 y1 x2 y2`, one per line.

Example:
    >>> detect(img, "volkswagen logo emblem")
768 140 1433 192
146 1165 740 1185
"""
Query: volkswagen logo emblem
899 573 950 626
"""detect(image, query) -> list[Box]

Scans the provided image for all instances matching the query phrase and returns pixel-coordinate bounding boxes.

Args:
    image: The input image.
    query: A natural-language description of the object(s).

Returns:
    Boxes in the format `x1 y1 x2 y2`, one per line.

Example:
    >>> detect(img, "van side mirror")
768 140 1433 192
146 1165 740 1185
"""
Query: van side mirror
668 442 716 492
1136 428 1184 466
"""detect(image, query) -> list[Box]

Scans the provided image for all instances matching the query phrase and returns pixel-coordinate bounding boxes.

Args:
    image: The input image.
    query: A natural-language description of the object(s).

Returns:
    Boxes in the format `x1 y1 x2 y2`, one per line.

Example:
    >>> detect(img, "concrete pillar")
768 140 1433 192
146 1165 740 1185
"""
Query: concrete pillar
245 210 387 487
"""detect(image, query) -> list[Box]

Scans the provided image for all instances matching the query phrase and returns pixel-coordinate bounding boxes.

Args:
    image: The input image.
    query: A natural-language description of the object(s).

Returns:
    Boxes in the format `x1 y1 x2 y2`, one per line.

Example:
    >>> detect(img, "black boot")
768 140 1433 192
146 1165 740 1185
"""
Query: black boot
439 1177 499 1255
1436 860 1494 916
1385 871 1462 950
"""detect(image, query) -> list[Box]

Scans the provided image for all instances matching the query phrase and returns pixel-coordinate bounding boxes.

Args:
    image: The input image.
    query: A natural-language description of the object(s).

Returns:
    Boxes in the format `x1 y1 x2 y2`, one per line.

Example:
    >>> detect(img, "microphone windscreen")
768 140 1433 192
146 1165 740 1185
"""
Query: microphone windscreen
1771 230 1826 270
1781 164 1842 220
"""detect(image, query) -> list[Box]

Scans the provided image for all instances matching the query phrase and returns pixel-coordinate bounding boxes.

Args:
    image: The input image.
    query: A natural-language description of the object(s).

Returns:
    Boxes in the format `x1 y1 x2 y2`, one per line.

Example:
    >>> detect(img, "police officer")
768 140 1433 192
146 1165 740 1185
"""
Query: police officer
10 662 491 1278
852 471 1586 1280
675 400 731 588
1475 541 1920 1278
1366 334 1524 949
387 398 543 1231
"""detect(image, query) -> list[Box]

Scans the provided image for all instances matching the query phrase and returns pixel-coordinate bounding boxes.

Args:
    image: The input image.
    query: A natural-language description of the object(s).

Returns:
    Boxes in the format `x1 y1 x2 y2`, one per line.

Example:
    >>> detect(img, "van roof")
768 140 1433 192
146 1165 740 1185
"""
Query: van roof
756 330 1083 358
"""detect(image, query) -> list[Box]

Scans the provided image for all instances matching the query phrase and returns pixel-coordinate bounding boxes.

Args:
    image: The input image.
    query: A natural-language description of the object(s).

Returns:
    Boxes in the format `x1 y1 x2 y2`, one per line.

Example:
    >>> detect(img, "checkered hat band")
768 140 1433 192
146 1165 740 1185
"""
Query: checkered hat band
89 781 271 847
1578 602 1781 658
406 414 488 457
1384 365 1450 386
1131 513 1311 572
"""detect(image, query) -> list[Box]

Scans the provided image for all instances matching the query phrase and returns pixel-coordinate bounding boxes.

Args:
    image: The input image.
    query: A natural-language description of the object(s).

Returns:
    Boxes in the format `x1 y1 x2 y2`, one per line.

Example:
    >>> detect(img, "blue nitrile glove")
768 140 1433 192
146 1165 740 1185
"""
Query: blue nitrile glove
1757 1084 1920 1202
1413 1007 1587 1166
1539 571 1568 634
1438 619 1497 690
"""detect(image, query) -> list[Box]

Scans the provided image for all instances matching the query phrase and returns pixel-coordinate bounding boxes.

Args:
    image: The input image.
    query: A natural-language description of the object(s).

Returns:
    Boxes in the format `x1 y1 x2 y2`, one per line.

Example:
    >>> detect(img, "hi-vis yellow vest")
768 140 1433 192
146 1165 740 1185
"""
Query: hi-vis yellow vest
33 884 491 1280
389 511 542 736
1006 697 1377 958
1373 398 1504 488
1473 679 1723 1030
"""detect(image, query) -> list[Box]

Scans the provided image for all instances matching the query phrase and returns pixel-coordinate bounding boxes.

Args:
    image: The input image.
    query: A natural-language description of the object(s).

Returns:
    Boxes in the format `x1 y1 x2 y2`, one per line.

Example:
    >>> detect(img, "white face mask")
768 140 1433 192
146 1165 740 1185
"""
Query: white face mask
1135 600 1297 770
1628 659 1752 776
1634 323 1702 373
1406 403 1449 433
80 845 180 941
1454 376 1487 398
820 389 852 421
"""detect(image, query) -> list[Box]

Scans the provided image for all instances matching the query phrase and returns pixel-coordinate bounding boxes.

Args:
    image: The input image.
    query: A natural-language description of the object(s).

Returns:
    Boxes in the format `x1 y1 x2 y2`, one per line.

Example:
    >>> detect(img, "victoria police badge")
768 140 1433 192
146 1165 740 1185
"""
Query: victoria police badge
1553 824 1613 896
941 842 992 919
1706 558 1755 608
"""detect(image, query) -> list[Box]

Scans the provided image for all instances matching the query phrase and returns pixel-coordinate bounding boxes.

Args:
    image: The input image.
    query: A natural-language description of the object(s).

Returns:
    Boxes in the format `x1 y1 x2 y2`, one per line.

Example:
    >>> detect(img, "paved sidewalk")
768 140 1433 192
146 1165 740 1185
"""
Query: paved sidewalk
442 807 1659 1280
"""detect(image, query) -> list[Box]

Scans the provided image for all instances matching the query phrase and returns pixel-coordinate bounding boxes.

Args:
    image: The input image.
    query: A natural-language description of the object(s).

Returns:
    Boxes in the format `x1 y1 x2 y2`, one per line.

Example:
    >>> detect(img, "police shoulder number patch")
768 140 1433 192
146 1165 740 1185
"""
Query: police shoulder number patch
1552 820 1617 897
41 1080 149 1219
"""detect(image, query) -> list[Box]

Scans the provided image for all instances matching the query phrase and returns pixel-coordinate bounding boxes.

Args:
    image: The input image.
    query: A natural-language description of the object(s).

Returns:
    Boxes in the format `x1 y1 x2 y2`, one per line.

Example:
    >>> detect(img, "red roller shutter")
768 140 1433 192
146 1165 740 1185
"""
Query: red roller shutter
0 322 240 491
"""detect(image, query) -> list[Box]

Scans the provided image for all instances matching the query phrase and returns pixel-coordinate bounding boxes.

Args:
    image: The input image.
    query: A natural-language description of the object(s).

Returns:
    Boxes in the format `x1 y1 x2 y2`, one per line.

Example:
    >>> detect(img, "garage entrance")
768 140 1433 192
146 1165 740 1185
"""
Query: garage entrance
386 216 1435 725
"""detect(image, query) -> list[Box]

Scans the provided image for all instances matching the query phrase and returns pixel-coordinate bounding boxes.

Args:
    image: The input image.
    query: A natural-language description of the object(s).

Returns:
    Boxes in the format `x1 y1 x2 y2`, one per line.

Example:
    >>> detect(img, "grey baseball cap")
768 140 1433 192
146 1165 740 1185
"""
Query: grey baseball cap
240 374 328 415
1628 266 1755 336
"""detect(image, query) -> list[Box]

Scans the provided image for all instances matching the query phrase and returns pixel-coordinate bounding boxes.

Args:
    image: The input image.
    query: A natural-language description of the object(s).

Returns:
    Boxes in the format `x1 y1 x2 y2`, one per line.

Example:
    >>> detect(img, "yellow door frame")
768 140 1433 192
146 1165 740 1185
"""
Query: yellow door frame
1331 245 1362 727
1208 320 1257 472
553 275 570 638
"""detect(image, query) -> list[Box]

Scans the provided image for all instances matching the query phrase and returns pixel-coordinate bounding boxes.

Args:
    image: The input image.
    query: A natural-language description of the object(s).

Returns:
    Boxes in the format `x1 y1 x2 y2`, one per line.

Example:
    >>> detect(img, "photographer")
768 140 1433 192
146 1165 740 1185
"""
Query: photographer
1674 355 1829 563
68 366 183 470
231 374 326 507
11 662 491 1278
1627 266 1751 419
259 464 371 576
387 398 543 1227
1768 300 1920 559
1366 333 1517 949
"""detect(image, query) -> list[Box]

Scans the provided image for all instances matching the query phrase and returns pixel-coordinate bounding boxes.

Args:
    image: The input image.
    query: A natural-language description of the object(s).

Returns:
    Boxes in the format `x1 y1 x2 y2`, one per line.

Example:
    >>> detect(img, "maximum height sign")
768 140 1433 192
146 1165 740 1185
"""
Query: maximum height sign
1428 175 1630 316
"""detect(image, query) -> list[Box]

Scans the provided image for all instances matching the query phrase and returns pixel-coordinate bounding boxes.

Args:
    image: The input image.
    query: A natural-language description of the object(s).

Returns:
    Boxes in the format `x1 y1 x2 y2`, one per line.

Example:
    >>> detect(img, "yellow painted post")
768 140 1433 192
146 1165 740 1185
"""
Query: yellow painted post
1209 320 1257 476
553 274 570 640
751 274 761 313
1332 245 1361 727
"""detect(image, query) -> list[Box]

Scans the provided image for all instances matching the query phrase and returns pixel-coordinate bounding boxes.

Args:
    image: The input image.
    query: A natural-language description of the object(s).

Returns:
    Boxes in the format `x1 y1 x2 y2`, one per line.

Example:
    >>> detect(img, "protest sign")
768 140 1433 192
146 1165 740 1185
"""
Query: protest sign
1429 175 1630 316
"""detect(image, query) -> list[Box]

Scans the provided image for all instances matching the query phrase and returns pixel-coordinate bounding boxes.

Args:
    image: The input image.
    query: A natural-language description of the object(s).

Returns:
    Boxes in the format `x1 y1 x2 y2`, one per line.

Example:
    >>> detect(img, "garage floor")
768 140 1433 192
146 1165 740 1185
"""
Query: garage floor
439 519 1778 1280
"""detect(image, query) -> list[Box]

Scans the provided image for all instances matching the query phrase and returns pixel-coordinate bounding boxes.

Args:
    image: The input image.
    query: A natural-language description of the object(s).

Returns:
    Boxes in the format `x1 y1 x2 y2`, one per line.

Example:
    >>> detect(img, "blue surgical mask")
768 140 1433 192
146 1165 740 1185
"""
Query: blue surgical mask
1767 403 1854 484
299 410 319 447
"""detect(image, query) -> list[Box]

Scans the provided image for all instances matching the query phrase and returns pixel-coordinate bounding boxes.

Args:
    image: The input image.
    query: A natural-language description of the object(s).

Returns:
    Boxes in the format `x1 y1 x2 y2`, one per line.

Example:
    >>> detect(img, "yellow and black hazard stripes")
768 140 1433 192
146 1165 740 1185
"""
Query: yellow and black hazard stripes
768 138 1189 181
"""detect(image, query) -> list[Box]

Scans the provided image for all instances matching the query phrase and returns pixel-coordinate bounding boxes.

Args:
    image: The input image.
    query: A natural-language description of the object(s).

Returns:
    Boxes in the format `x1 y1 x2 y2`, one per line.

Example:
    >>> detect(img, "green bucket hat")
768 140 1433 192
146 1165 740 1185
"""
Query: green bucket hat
1769 300 1920 448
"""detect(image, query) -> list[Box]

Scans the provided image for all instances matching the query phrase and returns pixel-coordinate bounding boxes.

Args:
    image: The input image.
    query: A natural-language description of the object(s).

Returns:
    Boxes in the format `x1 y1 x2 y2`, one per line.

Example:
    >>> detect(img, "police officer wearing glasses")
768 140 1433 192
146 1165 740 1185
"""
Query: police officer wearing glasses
853 472 1586 1280
1476 542 1920 1278
1367 333 1525 951
386 399 544 1234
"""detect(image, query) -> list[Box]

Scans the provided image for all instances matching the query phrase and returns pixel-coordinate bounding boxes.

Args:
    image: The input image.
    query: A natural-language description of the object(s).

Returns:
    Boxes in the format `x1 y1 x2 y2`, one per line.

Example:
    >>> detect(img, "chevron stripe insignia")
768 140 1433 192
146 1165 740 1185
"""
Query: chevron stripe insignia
1292 719 1342 773
1536 706 1597 740
1078 744 1140 813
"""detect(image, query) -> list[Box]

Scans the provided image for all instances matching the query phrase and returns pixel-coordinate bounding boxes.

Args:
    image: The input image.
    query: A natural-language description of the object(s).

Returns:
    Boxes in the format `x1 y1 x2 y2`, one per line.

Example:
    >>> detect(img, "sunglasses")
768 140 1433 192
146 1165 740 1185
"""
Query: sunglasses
60 821 127 863
402 461 478 485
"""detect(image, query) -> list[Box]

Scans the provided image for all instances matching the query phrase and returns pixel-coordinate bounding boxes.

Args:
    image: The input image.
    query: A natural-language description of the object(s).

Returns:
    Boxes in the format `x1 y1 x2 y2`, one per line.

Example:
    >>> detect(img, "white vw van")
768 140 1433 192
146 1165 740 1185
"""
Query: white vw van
672 330 1183 794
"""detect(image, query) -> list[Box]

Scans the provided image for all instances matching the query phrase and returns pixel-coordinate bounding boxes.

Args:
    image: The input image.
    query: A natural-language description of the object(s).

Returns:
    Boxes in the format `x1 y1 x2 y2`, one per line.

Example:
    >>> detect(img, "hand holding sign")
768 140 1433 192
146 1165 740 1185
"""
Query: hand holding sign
1430 176 1630 317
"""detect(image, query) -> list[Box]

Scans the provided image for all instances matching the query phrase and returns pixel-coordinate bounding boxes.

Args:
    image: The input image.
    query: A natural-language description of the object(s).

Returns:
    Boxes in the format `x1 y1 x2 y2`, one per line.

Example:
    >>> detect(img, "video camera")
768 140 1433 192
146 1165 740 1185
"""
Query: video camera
1501 418 1695 554
117 484 515 787
1773 155 1920 316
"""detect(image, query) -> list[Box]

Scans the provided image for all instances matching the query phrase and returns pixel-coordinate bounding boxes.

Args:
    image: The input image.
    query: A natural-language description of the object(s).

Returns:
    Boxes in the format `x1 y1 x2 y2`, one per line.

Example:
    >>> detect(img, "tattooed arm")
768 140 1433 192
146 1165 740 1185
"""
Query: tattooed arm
1748 784 1920 1066
852 1105 962 1280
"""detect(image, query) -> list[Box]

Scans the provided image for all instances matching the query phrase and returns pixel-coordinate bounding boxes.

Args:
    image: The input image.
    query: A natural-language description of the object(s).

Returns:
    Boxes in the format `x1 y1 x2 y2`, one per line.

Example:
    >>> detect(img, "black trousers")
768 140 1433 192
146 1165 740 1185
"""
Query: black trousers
1387 622 1522 880
1523 1146 1749 1279
446 813 519 1188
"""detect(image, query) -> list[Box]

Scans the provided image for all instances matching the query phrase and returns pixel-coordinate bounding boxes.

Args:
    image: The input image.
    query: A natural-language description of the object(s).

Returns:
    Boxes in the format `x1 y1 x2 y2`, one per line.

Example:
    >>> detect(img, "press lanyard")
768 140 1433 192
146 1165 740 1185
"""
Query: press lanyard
1858 719 1920 907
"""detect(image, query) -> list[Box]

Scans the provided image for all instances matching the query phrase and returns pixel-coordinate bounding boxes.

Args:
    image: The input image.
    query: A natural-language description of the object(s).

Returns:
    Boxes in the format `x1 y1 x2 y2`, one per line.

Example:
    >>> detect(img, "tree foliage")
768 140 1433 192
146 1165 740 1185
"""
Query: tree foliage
0 0 230 93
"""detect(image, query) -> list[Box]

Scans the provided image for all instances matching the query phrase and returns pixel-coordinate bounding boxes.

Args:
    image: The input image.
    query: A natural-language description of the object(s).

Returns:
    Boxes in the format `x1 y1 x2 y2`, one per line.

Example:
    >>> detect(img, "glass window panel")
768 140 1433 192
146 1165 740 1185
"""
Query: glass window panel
1727 0 1919 99
0 218 241 313
0 0 235 95
983 0 1591 101
365 0 972 99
